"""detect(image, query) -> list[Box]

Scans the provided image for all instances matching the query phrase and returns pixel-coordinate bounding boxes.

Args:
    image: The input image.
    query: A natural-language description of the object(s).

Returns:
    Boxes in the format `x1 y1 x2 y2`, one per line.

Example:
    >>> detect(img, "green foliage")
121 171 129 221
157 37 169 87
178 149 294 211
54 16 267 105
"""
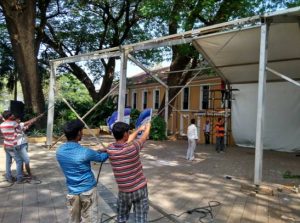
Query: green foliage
130 109 141 129
51 74 117 134
26 128 46 137
85 96 117 127
283 170 300 179
150 115 167 140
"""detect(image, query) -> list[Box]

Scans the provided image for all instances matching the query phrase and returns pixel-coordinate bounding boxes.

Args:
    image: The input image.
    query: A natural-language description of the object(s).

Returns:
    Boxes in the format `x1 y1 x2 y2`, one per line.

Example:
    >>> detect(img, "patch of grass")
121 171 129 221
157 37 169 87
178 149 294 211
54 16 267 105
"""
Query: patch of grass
283 170 300 179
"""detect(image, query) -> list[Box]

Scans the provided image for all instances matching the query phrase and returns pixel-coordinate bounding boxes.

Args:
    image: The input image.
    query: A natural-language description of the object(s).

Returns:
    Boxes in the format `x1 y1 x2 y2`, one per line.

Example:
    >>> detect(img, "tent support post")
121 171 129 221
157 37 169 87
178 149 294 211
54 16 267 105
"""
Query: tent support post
254 22 269 185
46 62 57 147
118 49 129 122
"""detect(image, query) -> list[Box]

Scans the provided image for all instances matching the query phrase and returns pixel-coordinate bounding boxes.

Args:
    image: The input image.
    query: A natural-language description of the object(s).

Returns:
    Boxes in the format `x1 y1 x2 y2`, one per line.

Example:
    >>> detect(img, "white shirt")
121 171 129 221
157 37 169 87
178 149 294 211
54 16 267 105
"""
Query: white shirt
204 123 210 133
16 122 28 145
187 124 198 140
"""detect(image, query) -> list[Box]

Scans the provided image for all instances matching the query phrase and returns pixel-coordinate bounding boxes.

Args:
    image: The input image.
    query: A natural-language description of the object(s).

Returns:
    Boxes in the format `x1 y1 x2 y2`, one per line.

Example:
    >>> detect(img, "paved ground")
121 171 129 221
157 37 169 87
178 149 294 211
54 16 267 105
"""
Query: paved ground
0 136 299 223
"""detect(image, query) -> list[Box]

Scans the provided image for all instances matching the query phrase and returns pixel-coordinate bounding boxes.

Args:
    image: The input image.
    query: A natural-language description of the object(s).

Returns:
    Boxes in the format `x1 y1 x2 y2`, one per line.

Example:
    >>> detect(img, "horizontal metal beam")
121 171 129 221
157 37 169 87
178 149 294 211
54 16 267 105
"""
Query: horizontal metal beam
49 7 300 69
52 51 121 66
50 14 264 65
266 67 300 87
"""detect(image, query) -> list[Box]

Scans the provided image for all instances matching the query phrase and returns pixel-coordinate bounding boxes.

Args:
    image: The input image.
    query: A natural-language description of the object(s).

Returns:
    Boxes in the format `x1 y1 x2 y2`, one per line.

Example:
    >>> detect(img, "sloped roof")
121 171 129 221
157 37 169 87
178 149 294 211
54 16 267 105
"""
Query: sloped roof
127 67 219 86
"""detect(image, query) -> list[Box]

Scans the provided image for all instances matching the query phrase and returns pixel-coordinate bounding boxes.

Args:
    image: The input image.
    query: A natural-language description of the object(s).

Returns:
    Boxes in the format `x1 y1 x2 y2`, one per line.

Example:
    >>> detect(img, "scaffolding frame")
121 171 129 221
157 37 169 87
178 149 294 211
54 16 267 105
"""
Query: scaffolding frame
46 7 300 186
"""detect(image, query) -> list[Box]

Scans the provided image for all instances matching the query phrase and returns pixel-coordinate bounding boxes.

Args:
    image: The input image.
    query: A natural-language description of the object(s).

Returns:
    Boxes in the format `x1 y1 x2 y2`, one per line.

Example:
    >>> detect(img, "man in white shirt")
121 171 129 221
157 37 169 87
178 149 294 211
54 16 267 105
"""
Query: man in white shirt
186 119 198 161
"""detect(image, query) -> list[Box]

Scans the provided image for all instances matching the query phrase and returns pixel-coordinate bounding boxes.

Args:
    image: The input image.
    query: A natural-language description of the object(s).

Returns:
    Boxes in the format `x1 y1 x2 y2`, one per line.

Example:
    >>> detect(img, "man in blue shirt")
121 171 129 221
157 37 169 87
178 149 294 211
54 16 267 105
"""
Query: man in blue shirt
56 119 108 223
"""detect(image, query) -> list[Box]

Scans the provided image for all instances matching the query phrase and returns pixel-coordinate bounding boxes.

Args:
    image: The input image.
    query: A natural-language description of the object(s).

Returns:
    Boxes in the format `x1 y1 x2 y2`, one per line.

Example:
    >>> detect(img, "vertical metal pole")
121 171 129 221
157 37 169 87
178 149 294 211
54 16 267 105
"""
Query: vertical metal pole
118 49 128 122
46 62 57 147
224 96 228 146
254 22 269 185
164 87 169 136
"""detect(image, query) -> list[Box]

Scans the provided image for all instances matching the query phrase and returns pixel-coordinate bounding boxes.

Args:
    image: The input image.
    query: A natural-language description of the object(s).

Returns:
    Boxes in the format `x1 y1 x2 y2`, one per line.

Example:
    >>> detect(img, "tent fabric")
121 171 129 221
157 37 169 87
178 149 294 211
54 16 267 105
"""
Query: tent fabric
193 22 300 84
192 9 300 151
231 82 300 151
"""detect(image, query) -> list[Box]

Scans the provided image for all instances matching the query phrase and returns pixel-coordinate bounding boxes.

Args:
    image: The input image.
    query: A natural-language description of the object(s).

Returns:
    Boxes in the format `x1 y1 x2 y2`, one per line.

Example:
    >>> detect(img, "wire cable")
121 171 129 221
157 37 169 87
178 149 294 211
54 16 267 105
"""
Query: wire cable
99 201 221 223
100 213 117 223
148 201 221 223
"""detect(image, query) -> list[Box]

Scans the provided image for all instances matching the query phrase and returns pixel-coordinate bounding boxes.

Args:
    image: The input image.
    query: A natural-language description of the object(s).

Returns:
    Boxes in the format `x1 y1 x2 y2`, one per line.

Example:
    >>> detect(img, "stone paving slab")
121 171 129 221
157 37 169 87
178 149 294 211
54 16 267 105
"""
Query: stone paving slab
0 136 299 223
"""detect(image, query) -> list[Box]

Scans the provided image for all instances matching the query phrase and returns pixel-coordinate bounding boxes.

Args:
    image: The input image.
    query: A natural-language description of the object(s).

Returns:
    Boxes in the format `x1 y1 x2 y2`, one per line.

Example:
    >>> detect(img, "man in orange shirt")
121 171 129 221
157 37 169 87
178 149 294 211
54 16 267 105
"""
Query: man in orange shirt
215 118 225 153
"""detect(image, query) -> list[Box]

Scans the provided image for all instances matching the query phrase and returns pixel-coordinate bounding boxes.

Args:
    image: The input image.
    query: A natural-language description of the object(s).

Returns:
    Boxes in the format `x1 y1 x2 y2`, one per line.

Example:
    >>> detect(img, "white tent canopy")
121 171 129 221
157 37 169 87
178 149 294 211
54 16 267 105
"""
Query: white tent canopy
192 7 300 184
193 11 300 83
47 7 300 185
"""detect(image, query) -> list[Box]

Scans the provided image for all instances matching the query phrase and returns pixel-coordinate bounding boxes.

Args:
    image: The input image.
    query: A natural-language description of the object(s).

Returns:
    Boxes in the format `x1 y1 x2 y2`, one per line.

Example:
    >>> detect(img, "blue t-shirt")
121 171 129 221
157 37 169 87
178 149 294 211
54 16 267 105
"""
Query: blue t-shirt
56 142 108 195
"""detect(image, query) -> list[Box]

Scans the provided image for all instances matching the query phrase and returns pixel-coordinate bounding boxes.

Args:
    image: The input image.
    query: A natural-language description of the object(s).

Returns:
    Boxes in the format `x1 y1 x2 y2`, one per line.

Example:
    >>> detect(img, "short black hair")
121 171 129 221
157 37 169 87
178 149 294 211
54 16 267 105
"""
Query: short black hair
63 119 84 140
112 122 130 140
2 110 13 120
218 117 222 122
191 119 196 124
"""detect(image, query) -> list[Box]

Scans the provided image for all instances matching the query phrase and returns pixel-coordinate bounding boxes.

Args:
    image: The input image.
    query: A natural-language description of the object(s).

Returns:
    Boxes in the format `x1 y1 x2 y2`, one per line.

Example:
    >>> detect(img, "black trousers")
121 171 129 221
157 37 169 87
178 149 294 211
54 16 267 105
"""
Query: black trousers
204 132 210 144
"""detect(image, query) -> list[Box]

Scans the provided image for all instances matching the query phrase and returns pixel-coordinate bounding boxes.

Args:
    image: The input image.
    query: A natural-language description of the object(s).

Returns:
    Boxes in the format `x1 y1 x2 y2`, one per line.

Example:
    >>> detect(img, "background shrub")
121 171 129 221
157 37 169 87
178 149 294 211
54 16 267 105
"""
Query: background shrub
150 115 166 140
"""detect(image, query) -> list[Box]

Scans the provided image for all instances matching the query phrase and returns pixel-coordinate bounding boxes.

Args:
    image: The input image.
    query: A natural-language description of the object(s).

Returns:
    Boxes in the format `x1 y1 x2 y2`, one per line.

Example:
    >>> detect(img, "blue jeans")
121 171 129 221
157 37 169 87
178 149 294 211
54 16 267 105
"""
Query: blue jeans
4 147 23 181
17 143 30 164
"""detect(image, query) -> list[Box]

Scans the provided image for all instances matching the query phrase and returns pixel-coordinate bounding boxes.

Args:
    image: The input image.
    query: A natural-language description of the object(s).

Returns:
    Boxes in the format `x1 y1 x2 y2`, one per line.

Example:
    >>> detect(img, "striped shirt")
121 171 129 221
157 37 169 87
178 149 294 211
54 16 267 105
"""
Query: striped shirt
0 120 20 148
215 122 225 137
107 140 147 193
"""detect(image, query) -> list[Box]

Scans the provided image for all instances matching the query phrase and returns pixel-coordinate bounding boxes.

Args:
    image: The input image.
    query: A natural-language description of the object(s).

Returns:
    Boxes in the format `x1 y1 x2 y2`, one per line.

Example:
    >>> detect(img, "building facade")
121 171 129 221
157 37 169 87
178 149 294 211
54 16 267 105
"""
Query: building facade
120 70 233 145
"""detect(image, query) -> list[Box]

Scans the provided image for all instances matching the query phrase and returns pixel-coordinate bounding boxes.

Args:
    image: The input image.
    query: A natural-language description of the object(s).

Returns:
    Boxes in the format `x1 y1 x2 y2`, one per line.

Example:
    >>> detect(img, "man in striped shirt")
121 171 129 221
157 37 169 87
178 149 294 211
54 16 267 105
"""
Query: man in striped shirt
0 110 24 183
107 122 151 223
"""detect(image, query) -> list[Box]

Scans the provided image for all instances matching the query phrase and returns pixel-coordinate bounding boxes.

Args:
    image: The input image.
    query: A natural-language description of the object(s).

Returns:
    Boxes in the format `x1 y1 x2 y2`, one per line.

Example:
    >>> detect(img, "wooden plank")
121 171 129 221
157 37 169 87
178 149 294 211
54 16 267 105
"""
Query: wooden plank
226 194 248 223
55 207 69 223
240 195 257 223
0 187 11 222
2 184 24 223
37 184 57 223
254 194 268 223
21 183 39 222
267 193 283 223
277 192 300 222
47 181 69 222
211 188 238 222
21 207 39 223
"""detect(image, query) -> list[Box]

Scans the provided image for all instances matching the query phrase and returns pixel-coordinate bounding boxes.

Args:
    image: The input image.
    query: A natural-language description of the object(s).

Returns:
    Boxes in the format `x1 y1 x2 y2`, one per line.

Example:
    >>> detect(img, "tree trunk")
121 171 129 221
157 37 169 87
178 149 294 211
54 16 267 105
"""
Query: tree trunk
0 0 45 115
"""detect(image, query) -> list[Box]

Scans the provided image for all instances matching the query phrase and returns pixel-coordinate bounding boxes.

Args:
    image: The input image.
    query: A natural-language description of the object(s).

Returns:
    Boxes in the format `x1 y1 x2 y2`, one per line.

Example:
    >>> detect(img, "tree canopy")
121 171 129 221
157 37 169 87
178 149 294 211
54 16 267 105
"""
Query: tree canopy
0 0 299 121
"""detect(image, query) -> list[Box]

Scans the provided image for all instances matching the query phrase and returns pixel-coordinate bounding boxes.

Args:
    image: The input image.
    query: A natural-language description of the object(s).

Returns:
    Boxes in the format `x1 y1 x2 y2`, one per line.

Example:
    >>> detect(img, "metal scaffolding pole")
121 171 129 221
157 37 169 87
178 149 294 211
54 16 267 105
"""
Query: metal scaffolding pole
118 49 129 122
164 88 169 135
266 67 300 88
46 62 57 147
254 22 269 185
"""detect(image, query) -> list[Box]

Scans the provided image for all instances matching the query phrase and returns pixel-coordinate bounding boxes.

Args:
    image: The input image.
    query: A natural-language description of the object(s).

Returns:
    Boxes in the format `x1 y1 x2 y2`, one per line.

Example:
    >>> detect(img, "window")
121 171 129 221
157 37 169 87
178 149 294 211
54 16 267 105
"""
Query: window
143 91 148 109
153 89 160 110
202 85 210 109
132 92 137 109
182 87 189 110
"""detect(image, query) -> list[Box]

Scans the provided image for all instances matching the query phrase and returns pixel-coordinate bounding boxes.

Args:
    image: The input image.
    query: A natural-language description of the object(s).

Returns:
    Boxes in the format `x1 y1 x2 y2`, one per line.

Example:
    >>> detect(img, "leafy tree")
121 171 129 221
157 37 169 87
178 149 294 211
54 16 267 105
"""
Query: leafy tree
0 0 48 115
148 0 300 117
0 0 299 125
41 0 162 102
